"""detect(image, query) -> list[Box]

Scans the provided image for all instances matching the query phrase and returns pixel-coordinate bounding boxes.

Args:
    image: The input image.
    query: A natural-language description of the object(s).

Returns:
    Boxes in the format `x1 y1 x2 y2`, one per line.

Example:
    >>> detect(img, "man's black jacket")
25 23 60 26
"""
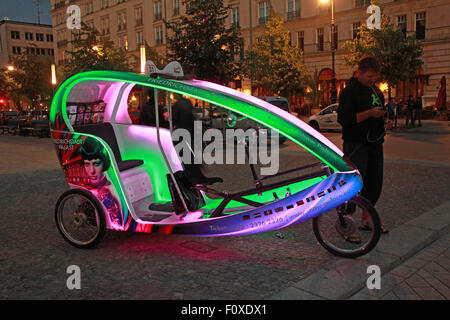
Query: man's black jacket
337 77 385 144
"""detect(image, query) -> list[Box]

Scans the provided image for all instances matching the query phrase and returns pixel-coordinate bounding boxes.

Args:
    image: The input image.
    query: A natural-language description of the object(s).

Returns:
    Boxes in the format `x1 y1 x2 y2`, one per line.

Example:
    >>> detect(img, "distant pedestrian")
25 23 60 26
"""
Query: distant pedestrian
405 95 415 128
386 97 395 122
414 96 423 127
394 98 401 128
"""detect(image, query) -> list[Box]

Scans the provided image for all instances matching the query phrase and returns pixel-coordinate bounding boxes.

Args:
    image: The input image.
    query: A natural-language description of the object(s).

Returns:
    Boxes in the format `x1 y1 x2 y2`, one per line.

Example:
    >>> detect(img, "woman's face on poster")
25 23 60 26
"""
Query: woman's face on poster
84 158 105 185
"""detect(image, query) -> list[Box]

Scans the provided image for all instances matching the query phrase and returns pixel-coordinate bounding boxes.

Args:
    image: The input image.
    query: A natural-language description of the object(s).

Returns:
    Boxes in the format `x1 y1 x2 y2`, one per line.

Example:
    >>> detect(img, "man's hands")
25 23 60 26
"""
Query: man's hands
371 107 387 118
356 107 386 123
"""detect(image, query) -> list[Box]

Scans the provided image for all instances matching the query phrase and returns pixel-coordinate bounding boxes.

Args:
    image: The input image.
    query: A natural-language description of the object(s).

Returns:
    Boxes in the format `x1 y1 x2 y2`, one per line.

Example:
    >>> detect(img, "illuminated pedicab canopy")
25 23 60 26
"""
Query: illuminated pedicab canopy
50 70 353 173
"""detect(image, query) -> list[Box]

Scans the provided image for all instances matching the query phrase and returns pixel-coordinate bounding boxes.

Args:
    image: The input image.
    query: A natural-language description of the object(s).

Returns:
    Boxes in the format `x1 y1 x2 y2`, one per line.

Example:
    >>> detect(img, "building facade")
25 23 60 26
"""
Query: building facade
50 0 450 110
0 19 55 68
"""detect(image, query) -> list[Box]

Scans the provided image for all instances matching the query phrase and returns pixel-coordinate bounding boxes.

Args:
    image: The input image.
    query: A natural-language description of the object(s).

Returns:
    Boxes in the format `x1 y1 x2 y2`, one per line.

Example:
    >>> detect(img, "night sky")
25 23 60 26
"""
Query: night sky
0 0 52 25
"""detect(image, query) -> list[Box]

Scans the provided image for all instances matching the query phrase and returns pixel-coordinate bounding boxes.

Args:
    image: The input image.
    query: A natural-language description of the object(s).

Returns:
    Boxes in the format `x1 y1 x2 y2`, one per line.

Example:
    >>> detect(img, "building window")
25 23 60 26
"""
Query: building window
101 16 110 35
287 0 300 20
355 0 370 8
136 31 144 47
46 34 54 42
48 48 55 56
25 32 33 41
297 31 304 51
86 1 94 15
415 12 426 40
232 7 239 27
317 28 324 52
352 22 361 39
118 11 127 31
155 2 162 21
258 1 271 25
155 26 163 45
11 31 20 40
12 46 21 54
331 25 338 50
101 0 109 9
36 33 44 41
119 35 128 51
174 0 180 16
397 15 407 38
135 7 143 26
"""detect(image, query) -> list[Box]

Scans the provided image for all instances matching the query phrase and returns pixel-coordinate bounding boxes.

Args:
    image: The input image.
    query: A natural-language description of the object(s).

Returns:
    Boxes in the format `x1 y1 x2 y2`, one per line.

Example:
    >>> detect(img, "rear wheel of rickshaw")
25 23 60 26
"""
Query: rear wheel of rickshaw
55 189 106 249
312 195 381 258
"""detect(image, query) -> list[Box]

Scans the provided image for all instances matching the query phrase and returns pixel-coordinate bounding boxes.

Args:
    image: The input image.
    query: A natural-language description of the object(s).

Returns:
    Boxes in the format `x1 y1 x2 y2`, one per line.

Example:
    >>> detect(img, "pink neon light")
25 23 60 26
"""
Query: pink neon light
184 80 344 157
103 82 125 122
127 125 183 172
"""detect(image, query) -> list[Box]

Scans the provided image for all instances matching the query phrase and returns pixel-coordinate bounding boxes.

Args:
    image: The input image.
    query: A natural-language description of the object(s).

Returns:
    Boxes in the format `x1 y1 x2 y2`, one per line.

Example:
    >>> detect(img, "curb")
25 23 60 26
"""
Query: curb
267 200 450 300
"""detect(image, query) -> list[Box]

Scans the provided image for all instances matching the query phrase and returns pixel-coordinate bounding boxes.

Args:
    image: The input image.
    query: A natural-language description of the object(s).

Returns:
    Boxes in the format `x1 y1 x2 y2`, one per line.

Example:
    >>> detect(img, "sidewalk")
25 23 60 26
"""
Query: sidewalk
268 200 450 300
349 232 450 300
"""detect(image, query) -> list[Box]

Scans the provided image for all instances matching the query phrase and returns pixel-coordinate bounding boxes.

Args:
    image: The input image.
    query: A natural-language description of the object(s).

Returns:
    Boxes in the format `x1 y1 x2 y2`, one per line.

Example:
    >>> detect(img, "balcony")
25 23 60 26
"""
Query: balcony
286 10 300 21
258 16 269 26
57 40 68 47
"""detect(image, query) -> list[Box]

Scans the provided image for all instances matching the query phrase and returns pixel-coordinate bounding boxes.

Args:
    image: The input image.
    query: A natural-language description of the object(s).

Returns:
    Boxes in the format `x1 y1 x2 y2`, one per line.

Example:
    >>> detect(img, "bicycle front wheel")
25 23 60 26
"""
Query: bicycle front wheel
312 195 381 258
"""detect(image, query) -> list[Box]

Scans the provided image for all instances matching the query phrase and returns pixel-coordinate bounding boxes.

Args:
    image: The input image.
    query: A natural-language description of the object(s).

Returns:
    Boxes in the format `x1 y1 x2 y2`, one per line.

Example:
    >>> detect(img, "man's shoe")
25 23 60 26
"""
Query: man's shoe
359 224 389 234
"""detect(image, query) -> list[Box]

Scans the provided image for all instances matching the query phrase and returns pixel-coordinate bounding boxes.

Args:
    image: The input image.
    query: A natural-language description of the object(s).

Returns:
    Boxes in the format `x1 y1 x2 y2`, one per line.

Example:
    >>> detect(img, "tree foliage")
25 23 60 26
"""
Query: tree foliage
242 11 307 97
165 0 242 84
62 23 136 78
5 47 53 109
342 0 423 94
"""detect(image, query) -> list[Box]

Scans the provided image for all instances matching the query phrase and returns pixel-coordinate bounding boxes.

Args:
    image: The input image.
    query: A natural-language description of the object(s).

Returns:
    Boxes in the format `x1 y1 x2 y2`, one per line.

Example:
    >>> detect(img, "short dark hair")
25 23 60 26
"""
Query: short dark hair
80 137 110 171
358 56 381 73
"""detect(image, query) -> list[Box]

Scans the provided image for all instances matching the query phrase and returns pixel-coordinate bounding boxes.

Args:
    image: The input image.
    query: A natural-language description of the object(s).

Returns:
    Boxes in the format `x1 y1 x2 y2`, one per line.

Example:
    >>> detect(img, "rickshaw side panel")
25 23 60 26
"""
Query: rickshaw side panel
51 130 134 231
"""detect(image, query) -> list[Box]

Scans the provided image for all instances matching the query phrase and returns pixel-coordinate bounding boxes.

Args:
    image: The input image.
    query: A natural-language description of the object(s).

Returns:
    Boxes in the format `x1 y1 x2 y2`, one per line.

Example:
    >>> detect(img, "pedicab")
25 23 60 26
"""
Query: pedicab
50 62 381 258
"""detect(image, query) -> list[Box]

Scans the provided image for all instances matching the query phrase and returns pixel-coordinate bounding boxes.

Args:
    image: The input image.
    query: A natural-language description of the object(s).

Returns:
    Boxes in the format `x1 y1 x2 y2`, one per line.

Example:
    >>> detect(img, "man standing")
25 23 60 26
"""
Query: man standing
414 96 423 127
337 56 389 243
405 95 416 128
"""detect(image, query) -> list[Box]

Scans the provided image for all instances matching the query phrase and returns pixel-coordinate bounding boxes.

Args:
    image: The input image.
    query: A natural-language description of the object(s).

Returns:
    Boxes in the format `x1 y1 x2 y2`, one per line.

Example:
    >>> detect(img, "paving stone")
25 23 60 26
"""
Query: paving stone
424 261 448 275
405 201 450 231
394 293 423 300
390 265 419 280
391 281 417 297
405 274 432 288
412 287 446 300
381 291 400 300
421 275 450 300
374 225 434 258
269 287 324 300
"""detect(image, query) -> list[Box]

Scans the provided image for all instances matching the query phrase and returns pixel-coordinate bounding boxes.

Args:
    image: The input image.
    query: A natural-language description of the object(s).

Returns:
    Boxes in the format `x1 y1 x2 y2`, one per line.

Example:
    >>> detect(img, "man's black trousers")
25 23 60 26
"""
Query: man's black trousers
343 141 384 207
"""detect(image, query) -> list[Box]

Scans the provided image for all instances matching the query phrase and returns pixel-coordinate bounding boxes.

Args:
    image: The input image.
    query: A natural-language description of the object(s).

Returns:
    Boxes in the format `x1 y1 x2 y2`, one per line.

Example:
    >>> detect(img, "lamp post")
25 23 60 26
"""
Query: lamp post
320 0 337 104
51 64 57 96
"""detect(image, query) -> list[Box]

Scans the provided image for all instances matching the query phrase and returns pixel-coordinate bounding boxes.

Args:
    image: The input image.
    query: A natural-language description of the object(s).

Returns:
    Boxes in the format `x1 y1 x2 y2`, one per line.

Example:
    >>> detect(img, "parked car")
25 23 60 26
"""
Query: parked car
257 96 291 114
307 103 341 132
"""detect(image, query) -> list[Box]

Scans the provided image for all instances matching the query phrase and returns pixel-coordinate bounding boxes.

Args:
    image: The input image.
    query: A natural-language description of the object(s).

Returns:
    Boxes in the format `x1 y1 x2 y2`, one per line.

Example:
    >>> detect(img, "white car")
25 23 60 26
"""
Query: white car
307 104 341 131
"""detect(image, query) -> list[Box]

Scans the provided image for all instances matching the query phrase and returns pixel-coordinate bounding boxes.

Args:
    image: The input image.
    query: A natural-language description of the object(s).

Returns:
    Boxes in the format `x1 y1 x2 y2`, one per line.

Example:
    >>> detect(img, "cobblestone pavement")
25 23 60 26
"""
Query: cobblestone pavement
350 233 450 300
0 120 448 299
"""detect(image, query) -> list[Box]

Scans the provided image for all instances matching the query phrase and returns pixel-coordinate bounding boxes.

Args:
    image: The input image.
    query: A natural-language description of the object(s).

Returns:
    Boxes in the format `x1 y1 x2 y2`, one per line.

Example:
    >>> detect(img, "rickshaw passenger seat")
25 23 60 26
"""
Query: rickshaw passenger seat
74 123 144 172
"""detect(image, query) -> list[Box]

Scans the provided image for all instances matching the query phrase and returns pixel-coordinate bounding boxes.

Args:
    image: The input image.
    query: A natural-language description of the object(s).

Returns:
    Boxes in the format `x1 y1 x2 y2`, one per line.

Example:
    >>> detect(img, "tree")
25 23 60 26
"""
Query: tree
342 0 423 98
62 23 136 78
303 68 327 114
165 0 242 84
242 11 307 97
7 47 53 109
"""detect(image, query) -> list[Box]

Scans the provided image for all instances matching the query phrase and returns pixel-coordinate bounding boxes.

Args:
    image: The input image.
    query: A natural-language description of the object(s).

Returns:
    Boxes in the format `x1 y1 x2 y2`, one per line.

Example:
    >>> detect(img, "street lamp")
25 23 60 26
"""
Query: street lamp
320 0 337 104
7 65 15 71
51 64 57 96
140 45 146 74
